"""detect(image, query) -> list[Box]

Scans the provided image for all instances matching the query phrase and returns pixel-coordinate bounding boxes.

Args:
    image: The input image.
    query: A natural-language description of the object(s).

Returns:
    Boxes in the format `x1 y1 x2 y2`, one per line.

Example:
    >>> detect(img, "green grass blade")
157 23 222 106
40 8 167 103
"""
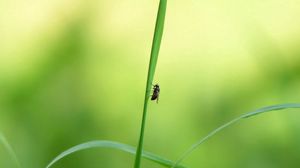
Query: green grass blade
0 132 22 168
134 0 167 168
173 103 300 167
46 140 186 168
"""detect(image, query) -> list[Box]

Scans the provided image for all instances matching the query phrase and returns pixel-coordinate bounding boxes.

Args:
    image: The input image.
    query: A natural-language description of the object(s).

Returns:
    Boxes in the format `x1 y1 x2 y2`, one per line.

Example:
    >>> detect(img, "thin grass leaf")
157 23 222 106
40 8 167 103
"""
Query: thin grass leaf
172 103 300 167
46 140 186 168
0 132 21 168
134 0 167 168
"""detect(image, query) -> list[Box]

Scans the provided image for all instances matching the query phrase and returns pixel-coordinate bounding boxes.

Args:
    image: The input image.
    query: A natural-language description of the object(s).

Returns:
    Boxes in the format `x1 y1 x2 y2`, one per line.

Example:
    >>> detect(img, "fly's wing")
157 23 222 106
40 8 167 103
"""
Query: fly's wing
156 88 160 103
151 93 158 100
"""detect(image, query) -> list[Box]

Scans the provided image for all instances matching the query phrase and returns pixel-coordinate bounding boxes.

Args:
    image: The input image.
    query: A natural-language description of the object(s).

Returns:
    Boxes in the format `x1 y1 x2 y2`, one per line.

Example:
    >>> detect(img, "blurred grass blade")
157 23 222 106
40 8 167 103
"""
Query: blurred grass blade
46 140 186 168
135 0 167 168
173 103 300 167
0 132 21 168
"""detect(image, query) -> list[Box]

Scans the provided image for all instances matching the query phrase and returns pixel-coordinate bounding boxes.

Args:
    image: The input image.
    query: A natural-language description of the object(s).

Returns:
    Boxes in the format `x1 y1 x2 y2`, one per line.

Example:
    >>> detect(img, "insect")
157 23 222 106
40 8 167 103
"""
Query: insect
151 84 160 103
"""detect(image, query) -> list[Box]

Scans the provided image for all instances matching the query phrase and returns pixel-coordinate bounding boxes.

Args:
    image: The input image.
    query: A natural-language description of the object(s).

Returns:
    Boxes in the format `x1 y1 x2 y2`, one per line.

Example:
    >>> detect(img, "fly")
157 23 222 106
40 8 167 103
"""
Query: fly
151 84 160 103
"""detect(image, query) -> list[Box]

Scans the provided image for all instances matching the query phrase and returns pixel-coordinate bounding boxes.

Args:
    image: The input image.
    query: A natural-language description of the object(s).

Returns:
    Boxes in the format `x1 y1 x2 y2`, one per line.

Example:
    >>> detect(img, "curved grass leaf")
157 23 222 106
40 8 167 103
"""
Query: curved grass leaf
135 0 167 168
46 140 186 168
173 103 300 167
0 132 21 168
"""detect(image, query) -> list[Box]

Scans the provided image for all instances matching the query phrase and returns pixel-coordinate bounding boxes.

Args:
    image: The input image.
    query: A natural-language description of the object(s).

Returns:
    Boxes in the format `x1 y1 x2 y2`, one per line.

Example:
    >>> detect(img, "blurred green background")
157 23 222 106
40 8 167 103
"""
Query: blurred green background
1 0 300 167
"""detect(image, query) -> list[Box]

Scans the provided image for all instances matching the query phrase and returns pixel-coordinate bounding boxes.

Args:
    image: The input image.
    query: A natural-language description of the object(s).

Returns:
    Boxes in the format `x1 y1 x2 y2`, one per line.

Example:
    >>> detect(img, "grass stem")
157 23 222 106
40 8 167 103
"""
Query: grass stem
134 1 167 168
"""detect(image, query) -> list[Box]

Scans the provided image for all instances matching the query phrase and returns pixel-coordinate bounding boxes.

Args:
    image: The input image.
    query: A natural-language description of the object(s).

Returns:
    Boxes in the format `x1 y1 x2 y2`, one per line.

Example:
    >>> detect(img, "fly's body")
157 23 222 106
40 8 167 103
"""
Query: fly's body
151 84 160 103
